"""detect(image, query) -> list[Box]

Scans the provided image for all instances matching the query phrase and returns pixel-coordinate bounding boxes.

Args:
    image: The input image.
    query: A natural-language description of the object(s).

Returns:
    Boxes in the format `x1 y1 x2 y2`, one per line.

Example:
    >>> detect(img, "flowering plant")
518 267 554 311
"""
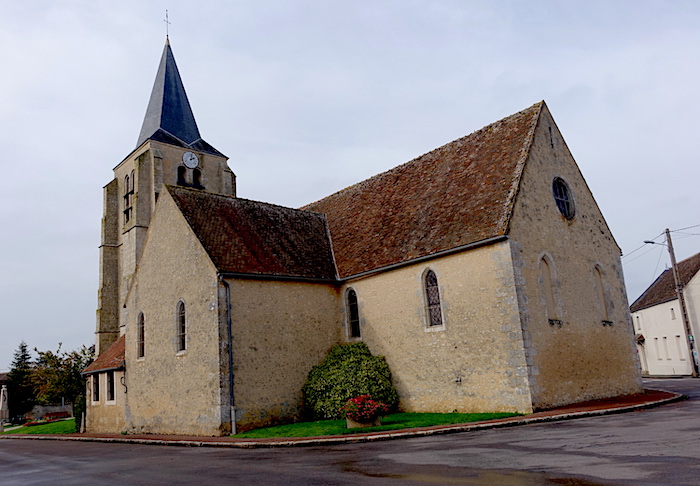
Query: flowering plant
340 395 389 422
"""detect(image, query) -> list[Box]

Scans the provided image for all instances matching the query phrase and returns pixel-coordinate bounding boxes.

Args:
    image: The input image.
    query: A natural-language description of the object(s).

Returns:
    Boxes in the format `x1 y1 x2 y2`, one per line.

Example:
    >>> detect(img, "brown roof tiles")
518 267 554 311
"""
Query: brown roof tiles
83 335 125 375
168 186 337 280
304 102 542 278
630 251 700 312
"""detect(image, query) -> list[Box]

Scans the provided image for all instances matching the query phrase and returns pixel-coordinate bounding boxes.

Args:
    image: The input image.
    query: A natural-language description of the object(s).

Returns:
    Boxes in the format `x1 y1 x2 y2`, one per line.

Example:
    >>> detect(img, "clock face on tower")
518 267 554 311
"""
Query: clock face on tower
182 151 199 169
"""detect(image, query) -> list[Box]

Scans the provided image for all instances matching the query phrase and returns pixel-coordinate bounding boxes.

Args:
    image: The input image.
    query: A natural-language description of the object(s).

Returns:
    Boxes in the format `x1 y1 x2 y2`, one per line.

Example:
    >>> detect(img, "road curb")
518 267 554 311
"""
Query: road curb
0 390 684 448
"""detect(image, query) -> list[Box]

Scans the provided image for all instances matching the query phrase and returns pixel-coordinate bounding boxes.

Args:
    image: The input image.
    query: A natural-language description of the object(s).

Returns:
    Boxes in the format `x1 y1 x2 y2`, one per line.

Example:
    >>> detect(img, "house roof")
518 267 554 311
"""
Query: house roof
136 39 224 157
630 251 700 312
303 102 542 278
83 335 125 375
168 186 337 281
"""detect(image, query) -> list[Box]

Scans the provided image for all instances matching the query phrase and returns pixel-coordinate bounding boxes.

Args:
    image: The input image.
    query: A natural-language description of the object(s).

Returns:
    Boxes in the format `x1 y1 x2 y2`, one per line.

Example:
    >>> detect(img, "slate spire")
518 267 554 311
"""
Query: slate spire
136 39 223 156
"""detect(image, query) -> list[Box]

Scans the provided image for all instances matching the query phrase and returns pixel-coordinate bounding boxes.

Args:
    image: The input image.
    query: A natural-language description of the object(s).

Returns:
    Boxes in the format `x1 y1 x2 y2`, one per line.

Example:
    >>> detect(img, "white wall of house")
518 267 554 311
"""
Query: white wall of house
633 299 694 376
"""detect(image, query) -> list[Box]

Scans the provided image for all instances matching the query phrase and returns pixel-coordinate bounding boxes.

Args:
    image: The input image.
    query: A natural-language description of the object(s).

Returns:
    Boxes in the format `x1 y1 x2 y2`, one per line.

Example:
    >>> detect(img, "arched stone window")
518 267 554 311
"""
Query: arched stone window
346 289 361 338
193 168 203 189
595 265 612 325
177 166 187 186
123 174 133 223
177 301 187 352
424 270 443 327
137 312 145 358
540 256 561 326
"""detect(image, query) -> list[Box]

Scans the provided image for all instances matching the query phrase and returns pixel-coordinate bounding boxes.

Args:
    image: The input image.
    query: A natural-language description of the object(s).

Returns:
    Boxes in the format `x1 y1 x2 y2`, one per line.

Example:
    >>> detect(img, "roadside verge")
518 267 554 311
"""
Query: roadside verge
0 388 683 448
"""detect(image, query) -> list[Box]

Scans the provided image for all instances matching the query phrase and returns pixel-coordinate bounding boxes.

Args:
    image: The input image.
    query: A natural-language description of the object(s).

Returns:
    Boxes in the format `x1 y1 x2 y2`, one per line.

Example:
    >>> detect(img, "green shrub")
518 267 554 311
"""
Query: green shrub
302 342 399 419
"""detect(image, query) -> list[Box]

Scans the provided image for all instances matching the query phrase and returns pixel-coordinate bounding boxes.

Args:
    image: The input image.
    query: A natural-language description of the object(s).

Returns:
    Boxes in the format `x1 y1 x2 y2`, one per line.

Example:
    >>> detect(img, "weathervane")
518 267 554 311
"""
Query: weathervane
164 10 171 39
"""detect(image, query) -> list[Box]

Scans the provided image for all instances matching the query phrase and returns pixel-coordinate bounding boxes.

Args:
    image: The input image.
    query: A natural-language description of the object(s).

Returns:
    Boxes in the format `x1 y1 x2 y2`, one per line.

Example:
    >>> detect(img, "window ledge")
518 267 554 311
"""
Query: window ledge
424 325 446 333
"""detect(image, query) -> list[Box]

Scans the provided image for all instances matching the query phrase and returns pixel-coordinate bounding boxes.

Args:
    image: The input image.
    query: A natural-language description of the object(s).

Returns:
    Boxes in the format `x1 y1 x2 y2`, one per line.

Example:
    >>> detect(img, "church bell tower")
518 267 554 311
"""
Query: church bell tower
95 39 236 354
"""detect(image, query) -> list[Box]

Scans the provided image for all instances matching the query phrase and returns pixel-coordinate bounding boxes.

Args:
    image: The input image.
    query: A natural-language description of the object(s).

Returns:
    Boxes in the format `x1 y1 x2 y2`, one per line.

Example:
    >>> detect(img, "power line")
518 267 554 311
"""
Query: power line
671 223 700 232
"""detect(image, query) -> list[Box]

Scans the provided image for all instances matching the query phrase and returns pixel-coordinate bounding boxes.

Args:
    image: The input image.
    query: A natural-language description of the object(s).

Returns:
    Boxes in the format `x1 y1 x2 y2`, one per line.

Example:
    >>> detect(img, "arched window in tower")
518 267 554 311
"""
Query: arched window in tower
137 312 145 358
424 270 443 327
177 166 187 186
595 266 612 326
540 256 561 326
176 301 187 352
346 289 361 338
193 168 204 189
123 174 133 223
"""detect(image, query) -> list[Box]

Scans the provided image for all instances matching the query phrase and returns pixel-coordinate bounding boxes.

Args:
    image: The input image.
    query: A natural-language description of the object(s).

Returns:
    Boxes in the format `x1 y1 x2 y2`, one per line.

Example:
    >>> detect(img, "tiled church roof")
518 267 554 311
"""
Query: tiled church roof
630 251 700 312
304 102 543 278
83 335 125 375
169 186 337 280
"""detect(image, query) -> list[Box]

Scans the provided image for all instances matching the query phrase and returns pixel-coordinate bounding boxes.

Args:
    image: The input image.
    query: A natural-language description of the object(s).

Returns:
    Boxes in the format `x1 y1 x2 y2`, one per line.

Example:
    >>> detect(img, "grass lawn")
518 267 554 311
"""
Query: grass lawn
234 412 519 438
3 419 76 435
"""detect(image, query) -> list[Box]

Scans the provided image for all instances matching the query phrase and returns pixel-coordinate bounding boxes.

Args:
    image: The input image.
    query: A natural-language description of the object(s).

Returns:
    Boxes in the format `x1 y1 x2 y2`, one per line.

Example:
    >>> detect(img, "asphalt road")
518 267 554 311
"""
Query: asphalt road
1 378 698 486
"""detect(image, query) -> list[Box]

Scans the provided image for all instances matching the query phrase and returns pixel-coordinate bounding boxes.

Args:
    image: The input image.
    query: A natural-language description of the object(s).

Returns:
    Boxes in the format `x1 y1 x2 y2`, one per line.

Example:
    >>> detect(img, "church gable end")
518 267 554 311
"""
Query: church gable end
505 104 641 409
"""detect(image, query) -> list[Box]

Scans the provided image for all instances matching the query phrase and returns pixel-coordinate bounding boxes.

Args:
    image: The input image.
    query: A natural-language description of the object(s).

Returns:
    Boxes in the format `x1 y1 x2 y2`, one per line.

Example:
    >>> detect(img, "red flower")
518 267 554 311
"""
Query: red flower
341 395 389 422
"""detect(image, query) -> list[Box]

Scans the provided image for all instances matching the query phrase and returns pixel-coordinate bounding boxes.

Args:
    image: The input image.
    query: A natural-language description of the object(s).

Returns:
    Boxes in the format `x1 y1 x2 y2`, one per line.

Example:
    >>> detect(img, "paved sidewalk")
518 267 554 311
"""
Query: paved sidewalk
0 388 682 448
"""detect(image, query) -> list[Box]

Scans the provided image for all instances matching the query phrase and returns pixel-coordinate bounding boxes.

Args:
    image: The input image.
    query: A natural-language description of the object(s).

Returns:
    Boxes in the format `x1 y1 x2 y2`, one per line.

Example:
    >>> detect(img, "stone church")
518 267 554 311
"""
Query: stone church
84 40 642 435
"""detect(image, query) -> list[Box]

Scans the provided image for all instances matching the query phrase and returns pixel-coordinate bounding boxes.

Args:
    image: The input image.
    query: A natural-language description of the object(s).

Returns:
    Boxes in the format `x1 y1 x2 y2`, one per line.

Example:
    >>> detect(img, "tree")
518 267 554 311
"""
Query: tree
33 344 94 408
7 341 35 420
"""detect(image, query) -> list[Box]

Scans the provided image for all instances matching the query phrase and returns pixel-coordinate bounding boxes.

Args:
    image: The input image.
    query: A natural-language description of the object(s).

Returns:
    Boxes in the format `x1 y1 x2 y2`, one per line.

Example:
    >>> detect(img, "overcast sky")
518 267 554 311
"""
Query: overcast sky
2 0 699 370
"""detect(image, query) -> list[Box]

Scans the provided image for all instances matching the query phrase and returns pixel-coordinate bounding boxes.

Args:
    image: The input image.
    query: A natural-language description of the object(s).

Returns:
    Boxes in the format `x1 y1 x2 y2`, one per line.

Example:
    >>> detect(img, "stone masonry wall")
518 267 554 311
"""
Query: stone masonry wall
229 279 341 432
345 243 535 415
507 105 642 409
121 190 227 436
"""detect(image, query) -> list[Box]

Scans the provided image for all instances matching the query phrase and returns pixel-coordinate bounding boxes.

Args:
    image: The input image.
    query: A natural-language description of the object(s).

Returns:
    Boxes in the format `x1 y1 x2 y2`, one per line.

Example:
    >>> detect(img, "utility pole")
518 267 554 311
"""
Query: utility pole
665 228 699 377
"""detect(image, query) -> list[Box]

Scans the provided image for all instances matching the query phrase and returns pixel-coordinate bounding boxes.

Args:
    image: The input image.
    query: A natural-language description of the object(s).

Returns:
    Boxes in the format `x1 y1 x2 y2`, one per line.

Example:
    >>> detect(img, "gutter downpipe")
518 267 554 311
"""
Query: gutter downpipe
219 275 236 434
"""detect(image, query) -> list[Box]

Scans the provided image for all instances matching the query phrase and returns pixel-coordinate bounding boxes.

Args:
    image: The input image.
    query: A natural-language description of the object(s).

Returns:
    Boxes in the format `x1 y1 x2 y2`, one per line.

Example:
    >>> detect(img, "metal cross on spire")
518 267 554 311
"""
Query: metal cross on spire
164 10 171 39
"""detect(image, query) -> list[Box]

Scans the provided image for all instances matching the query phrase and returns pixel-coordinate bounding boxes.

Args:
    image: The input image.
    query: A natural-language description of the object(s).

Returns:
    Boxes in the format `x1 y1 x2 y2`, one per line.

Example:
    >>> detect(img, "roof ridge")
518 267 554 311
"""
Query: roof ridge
498 101 544 234
166 185 319 215
301 101 546 210
630 250 700 312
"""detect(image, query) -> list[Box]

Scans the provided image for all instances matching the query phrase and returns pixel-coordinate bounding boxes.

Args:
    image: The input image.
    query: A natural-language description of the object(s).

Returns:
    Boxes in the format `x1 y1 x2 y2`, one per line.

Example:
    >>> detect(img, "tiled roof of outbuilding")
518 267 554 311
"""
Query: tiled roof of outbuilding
168 186 337 280
83 335 125 375
630 251 700 312
304 102 543 278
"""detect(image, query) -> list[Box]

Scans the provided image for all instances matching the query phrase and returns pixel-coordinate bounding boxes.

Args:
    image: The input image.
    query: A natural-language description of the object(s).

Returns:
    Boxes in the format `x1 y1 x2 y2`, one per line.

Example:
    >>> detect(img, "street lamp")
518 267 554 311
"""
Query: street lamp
644 229 699 377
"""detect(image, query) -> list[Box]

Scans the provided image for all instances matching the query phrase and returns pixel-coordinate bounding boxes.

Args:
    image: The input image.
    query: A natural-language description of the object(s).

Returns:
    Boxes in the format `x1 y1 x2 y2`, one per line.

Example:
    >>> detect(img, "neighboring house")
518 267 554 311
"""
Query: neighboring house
84 40 642 436
630 252 700 376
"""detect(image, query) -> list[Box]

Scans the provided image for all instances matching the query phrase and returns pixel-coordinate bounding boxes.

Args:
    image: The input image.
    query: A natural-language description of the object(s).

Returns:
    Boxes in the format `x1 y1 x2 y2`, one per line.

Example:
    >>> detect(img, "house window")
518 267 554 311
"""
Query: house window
92 374 100 402
636 316 641 331
663 337 670 360
671 308 676 320
347 289 361 338
676 335 686 361
177 301 187 352
654 337 661 360
552 177 575 220
540 256 561 326
106 371 115 401
424 270 443 327
137 313 145 358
